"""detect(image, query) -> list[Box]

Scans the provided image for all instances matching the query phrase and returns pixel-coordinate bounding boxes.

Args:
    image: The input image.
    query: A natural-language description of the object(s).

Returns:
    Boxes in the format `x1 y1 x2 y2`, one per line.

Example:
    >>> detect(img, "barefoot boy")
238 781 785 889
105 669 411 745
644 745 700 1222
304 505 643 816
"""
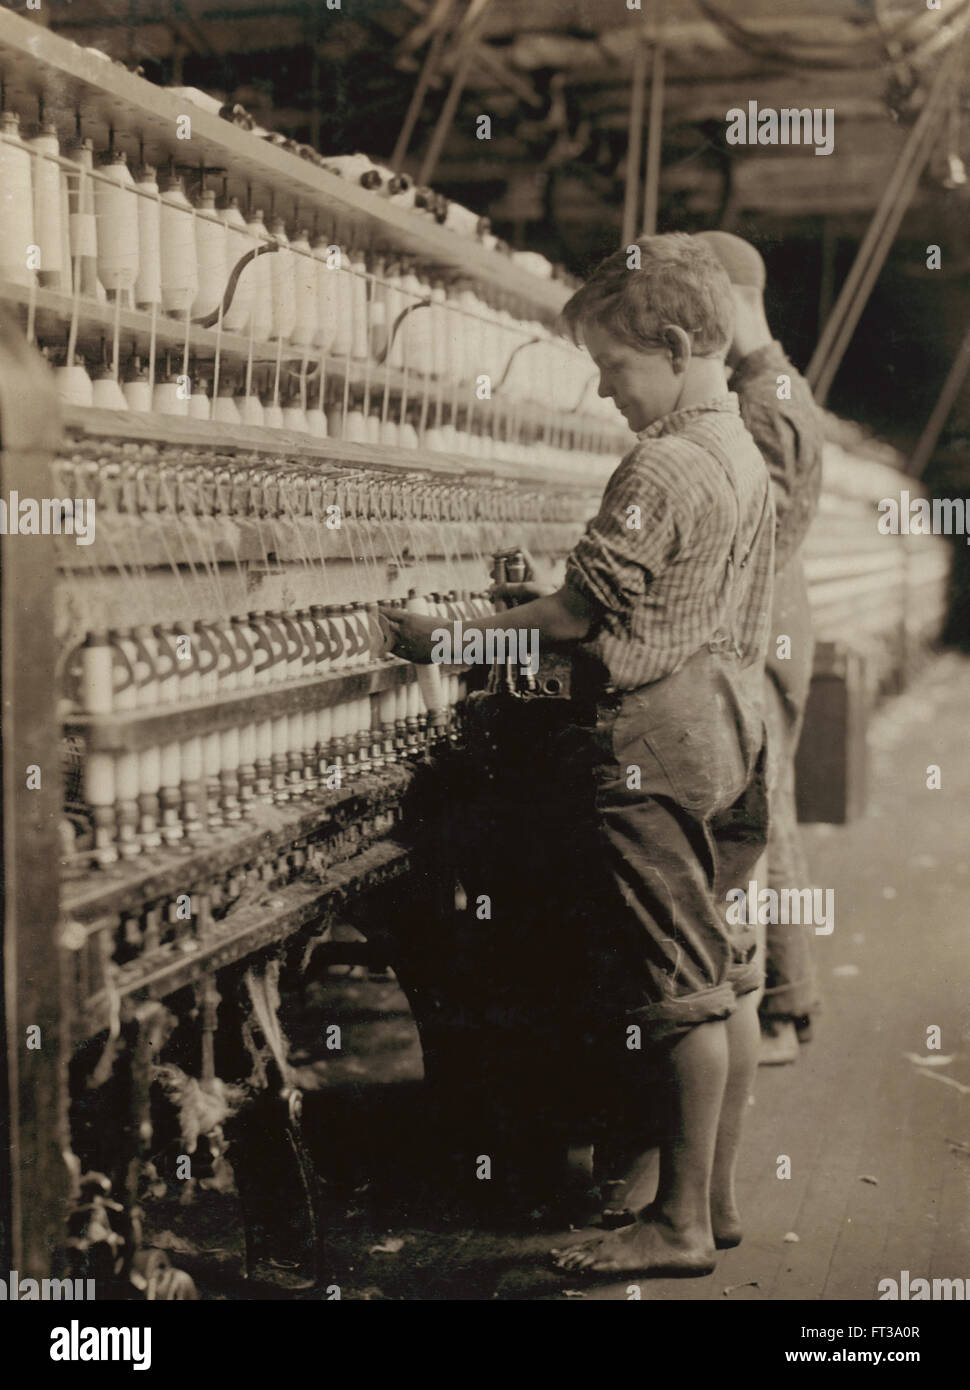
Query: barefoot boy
382 234 774 1277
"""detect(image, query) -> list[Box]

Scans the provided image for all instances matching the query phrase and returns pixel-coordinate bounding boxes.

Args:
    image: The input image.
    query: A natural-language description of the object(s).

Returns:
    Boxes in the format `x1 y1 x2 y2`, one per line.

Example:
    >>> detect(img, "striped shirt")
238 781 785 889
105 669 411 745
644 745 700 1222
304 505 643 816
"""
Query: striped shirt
730 341 823 573
565 394 775 691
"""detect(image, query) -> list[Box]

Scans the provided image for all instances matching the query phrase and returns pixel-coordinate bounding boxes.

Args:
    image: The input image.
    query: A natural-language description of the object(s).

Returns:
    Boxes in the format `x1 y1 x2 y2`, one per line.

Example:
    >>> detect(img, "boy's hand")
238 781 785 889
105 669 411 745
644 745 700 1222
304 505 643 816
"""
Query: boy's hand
377 607 440 664
488 580 554 607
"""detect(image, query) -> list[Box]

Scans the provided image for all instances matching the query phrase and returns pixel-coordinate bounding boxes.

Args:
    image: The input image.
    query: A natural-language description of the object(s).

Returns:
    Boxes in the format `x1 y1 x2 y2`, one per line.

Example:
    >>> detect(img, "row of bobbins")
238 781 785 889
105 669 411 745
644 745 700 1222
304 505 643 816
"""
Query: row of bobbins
73 592 494 868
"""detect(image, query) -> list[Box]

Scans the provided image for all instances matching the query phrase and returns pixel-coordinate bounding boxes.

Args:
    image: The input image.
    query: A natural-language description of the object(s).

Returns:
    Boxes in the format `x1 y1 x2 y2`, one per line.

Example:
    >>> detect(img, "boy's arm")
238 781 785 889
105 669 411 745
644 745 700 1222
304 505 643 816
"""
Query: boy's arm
740 373 823 572
381 444 680 664
379 583 598 664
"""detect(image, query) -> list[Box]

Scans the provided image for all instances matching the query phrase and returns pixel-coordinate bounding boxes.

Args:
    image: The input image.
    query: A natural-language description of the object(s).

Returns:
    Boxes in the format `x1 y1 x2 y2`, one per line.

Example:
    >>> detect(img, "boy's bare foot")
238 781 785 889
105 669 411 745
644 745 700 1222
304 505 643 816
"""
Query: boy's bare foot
599 1199 742 1248
551 1207 716 1278
711 1203 743 1249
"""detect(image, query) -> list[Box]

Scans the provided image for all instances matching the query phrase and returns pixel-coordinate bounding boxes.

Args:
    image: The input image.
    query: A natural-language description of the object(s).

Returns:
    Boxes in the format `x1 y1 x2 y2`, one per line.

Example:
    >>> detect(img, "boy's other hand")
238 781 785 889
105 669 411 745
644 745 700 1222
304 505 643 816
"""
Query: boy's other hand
488 580 553 607
377 607 439 664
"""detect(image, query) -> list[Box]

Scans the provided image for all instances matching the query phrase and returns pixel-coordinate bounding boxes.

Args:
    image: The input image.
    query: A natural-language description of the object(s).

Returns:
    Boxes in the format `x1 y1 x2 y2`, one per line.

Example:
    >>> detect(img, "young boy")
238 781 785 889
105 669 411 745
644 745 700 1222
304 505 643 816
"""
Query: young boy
694 231 824 1064
382 234 774 1278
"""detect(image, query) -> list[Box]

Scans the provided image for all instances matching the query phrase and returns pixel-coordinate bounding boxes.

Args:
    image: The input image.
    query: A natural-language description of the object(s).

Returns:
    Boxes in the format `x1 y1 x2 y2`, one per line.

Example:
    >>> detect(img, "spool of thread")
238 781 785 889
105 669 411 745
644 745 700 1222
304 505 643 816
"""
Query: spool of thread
343 404 367 442
394 666 410 752
80 629 114 714
289 230 318 349
268 216 296 342
405 590 444 721
132 626 163 850
231 614 258 812
91 366 129 410
0 112 36 287
262 397 284 430
238 393 265 427
153 625 184 843
328 247 354 359
385 261 405 370
187 380 211 420
66 138 99 298
429 282 450 380
244 208 273 341
95 152 139 301
458 286 480 382
133 164 161 309
368 255 388 362
29 122 65 288
59 169 73 295
326 401 345 438
310 605 333 774
55 358 94 407
106 628 140 858
212 385 241 425
153 376 189 416
159 174 199 316
313 234 338 355
444 286 464 383
349 250 369 360
220 196 252 333
304 406 328 438
123 361 152 413
191 188 227 320
281 401 310 432
400 263 431 373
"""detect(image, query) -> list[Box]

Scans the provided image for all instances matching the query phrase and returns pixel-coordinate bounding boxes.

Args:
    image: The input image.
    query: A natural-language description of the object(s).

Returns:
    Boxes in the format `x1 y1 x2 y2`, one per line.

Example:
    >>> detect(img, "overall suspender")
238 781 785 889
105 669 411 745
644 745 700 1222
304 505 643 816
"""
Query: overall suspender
702 436 772 660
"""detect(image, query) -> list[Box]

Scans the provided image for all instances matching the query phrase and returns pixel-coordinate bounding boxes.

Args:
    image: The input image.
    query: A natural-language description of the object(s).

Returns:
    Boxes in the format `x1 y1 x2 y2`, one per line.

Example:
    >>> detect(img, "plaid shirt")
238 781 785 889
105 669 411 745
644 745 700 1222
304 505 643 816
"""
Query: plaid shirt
565 394 774 691
729 341 823 573
730 344 822 718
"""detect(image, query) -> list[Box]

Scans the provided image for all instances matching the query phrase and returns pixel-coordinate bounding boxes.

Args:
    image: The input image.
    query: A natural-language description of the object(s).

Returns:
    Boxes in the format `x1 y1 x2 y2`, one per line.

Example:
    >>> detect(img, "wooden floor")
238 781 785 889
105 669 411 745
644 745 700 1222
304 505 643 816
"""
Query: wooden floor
585 651 970 1302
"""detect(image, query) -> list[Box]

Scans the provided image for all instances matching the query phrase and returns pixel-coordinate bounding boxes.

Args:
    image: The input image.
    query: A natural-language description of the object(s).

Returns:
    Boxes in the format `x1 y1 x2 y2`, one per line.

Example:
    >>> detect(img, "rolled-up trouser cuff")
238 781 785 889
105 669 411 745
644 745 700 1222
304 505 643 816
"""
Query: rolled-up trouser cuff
625 982 738 1046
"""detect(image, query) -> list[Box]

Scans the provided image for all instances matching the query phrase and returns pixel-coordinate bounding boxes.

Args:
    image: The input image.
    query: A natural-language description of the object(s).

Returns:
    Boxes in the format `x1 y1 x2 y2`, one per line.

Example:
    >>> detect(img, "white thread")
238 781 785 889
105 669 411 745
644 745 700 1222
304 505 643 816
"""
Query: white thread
191 188 227 320
95 153 139 299
134 166 162 308
0 113 36 287
29 126 64 286
159 174 198 316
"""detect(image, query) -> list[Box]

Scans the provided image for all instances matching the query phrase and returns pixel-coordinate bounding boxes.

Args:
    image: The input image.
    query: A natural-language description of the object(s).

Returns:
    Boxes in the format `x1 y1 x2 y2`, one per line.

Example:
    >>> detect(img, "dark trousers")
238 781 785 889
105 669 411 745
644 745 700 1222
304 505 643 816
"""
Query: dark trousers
441 644 770 1167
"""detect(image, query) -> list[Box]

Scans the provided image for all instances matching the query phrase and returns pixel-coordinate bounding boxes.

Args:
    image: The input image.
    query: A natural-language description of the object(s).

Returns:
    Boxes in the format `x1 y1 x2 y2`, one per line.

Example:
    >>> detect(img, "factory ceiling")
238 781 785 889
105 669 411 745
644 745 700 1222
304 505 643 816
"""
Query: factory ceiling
33 0 970 265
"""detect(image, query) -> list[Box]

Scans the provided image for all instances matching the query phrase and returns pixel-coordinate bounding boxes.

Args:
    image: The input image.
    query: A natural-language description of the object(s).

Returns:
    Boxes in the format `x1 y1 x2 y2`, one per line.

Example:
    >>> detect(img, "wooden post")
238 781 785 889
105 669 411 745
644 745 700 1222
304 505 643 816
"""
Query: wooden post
0 310 65 1279
641 39 666 237
416 44 474 188
621 40 648 248
808 35 965 400
391 18 451 174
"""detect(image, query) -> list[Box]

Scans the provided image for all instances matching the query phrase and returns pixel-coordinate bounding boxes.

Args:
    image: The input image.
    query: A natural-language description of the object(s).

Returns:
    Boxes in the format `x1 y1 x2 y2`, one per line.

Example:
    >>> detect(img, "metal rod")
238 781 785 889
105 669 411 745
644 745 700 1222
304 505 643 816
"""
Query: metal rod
812 101 944 406
391 17 451 174
906 324 970 479
641 38 665 236
807 34 965 393
416 26 480 189
621 40 648 247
